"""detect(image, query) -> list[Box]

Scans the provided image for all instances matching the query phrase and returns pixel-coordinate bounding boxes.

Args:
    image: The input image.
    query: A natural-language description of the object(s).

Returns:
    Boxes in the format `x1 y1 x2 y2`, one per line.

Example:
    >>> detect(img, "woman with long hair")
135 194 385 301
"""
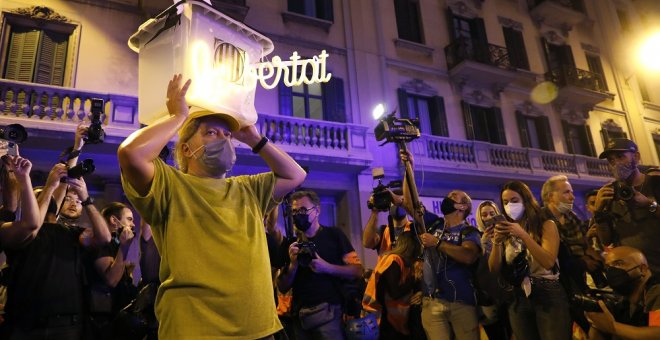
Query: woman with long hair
363 231 422 339
488 181 571 340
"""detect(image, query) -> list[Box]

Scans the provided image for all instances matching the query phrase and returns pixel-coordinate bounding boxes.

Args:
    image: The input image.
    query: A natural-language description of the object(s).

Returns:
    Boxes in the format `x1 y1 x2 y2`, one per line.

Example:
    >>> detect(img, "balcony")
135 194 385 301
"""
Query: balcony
546 67 615 113
444 38 535 94
406 134 611 184
528 0 586 33
0 78 371 175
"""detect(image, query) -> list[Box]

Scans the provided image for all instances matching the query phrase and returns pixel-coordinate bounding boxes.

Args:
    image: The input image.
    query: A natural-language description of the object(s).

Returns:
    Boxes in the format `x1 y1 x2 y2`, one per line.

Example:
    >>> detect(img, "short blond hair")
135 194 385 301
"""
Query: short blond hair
174 118 202 173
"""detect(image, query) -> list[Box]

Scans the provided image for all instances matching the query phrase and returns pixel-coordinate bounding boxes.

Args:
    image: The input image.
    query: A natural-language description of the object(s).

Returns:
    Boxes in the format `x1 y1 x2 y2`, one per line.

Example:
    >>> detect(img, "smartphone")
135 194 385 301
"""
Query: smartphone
491 215 506 224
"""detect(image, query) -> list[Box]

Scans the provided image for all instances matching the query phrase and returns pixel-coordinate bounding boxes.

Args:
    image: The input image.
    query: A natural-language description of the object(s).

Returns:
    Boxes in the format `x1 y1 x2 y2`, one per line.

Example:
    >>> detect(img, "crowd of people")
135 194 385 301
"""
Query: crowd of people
0 74 657 340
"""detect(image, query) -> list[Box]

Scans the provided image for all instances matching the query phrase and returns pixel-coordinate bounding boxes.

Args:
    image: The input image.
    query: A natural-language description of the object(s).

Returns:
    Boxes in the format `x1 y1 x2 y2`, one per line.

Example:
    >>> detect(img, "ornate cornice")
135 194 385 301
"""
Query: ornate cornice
515 100 544 117
9 6 70 23
581 43 600 54
448 0 480 19
601 118 624 132
401 79 438 96
498 16 523 31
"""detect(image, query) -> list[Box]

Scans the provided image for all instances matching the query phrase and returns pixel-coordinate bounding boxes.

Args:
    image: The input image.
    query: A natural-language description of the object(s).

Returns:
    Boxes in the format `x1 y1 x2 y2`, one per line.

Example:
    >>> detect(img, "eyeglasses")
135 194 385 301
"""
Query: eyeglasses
292 206 316 215
63 196 82 205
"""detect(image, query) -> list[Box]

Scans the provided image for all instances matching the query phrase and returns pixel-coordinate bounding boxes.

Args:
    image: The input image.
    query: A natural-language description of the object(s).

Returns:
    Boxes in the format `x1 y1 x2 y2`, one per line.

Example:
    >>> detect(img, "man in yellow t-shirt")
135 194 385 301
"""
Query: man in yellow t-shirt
118 74 307 339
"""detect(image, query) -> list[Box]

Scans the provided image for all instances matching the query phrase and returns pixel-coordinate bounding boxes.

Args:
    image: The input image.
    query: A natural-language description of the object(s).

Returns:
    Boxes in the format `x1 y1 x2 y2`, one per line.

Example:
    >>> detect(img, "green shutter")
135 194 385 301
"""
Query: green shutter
516 110 530 147
584 124 596 157
462 101 475 140
429 96 448 137
562 120 575 154
4 28 40 82
539 115 555 151
397 89 409 118
34 30 68 85
492 107 507 145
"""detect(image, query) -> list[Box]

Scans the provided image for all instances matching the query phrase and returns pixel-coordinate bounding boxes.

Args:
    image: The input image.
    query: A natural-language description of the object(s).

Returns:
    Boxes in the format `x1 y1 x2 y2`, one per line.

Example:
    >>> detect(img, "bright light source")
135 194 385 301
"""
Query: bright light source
372 104 385 120
639 31 660 72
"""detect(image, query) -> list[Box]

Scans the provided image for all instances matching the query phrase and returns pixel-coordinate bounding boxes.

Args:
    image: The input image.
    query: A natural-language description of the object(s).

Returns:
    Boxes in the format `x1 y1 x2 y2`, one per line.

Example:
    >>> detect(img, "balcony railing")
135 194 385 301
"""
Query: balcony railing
410 134 611 179
528 0 585 13
445 38 513 70
546 67 607 93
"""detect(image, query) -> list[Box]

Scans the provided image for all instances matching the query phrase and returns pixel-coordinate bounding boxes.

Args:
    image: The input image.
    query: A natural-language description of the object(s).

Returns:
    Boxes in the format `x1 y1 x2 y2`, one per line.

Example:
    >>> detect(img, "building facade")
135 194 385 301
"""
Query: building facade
0 0 658 268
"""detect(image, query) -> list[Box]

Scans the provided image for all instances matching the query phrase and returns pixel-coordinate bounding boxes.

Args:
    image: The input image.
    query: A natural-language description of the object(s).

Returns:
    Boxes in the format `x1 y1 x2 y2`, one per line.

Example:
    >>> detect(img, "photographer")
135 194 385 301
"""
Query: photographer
594 139 660 277
363 187 411 256
0 155 40 250
585 246 660 339
276 190 363 340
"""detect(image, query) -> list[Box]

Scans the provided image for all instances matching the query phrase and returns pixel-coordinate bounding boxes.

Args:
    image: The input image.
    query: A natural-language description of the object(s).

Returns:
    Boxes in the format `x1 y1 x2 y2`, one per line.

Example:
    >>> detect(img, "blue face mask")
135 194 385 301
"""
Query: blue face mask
189 139 236 176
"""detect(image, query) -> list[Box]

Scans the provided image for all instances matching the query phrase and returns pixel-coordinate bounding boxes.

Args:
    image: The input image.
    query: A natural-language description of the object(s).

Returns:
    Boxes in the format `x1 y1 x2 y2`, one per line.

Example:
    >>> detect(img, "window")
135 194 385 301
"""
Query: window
394 0 423 43
278 77 345 122
397 89 447 137
516 111 554 151
616 9 629 31
503 26 529 70
586 54 608 91
600 119 628 148
462 102 506 145
288 0 333 21
1 10 76 86
562 121 595 156
447 10 488 65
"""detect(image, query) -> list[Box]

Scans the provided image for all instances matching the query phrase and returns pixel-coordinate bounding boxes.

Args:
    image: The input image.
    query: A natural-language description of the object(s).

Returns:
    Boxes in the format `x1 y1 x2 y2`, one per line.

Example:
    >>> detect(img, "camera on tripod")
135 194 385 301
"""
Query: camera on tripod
67 159 95 179
374 112 420 144
367 167 402 211
85 99 105 144
0 124 28 156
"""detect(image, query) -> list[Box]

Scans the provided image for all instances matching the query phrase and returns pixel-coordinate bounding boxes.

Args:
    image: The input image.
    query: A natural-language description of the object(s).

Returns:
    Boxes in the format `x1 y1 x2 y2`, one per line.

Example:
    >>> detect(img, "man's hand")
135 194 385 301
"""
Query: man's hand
165 74 191 119
73 123 89 151
7 156 31 183
67 177 90 201
420 232 439 248
631 189 654 209
399 150 414 167
586 301 616 335
309 253 332 274
410 291 422 305
595 186 614 212
45 164 68 191
118 227 135 246
288 242 300 264
232 125 261 147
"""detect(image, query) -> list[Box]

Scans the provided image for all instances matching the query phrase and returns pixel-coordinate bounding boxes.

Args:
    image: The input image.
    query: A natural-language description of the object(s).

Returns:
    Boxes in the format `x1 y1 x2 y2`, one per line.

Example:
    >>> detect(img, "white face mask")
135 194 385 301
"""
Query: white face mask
557 201 573 214
505 202 525 221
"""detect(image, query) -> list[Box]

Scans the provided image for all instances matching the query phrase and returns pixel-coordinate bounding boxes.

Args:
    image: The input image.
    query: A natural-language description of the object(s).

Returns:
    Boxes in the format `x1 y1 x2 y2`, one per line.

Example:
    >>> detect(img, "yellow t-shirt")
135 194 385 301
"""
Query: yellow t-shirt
121 159 282 339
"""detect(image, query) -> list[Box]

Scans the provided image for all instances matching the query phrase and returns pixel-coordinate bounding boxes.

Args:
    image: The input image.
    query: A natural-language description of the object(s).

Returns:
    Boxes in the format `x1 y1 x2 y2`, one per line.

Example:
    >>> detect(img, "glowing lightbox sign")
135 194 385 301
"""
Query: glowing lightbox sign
253 50 332 89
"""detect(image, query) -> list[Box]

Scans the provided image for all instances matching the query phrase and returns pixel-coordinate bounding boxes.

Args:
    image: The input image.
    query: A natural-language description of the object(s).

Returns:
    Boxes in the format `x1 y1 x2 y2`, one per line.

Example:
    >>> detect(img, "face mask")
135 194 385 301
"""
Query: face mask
390 206 407 221
294 213 313 232
557 201 573 214
441 198 458 215
611 161 635 181
189 139 236 176
606 265 640 295
505 202 525 221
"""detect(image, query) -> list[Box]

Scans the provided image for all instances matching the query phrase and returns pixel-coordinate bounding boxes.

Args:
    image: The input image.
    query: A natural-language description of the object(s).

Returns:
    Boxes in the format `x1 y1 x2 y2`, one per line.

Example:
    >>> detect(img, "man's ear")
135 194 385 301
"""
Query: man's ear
640 263 650 277
182 143 193 158
109 215 119 227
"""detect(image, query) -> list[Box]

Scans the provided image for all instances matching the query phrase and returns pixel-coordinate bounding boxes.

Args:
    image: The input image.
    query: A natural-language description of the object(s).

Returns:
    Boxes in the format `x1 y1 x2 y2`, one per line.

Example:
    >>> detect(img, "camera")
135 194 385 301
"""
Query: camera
85 98 105 144
0 124 28 156
572 289 624 313
67 159 95 179
374 112 420 144
612 181 634 201
297 241 317 267
367 168 402 211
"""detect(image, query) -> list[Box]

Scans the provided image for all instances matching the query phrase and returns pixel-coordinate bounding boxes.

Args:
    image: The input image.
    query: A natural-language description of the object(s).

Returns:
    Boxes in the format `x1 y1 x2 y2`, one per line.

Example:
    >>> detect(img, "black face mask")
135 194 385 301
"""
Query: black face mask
606 265 640 295
441 198 458 215
293 214 312 232
390 206 407 221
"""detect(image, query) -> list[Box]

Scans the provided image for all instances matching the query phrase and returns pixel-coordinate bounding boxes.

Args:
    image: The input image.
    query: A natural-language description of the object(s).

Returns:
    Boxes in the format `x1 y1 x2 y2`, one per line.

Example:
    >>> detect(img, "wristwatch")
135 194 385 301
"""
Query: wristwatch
649 200 658 213
81 196 94 207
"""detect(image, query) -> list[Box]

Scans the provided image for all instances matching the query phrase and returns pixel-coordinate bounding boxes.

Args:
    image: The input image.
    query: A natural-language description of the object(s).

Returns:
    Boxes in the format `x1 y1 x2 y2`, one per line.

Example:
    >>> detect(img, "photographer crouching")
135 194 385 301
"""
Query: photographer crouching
585 246 660 339
276 190 364 340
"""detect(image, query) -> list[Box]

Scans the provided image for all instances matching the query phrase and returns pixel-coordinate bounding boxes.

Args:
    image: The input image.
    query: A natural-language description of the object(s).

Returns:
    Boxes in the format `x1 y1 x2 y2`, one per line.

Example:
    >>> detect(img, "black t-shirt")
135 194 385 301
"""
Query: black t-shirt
5 223 86 323
286 226 355 310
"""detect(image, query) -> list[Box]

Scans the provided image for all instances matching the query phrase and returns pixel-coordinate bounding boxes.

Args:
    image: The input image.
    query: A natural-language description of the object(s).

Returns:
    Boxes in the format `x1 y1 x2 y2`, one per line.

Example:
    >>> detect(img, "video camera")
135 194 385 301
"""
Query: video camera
0 124 28 156
612 181 634 201
374 112 420 144
297 241 317 267
571 289 625 313
67 159 95 179
85 98 105 144
367 167 402 211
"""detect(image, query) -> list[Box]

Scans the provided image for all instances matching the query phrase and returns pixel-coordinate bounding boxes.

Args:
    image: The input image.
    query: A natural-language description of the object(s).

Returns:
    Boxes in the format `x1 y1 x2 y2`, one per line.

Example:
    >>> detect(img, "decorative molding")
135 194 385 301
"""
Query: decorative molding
515 100 544 117
541 29 566 45
9 6 69 22
281 11 332 33
393 38 435 57
601 118 624 132
401 79 438 97
447 0 480 19
498 16 523 31
463 89 495 107
581 43 600 54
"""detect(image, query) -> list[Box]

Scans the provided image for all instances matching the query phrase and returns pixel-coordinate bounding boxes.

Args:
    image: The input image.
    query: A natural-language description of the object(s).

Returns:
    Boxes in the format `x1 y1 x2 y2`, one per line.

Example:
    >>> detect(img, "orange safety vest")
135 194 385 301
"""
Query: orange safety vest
362 254 412 335
377 222 412 256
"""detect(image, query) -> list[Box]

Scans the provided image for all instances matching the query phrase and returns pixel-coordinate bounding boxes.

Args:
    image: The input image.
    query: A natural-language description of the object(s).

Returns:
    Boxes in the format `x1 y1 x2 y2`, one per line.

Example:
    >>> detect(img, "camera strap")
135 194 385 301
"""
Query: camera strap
59 146 80 163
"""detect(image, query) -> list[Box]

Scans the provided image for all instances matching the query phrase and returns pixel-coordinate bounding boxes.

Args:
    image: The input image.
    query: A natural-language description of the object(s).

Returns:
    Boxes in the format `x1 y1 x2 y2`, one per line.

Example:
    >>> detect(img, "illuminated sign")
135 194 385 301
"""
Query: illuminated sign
253 50 332 89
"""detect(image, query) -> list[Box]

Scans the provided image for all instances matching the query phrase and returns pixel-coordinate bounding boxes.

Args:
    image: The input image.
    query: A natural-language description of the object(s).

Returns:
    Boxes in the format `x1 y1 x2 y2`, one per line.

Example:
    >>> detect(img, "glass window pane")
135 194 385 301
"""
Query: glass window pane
292 84 305 94
308 82 322 96
309 98 323 120
416 98 431 134
526 119 540 149
293 96 306 118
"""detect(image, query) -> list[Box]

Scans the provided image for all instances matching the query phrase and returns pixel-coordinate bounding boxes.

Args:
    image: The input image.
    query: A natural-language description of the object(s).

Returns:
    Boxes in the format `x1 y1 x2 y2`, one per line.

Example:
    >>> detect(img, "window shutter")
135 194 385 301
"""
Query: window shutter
321 0 334 22
462 101 475 140
446 8 456 40
288 0 305 13
397 89 409 118
503 26 529 70
539 115 555 151
429 96 448 137
35 30 68 85
562 120 575 154
472 17 489 64
322 77 345 122
516 111 530 147
584 124 596 157
492 107 507 145
4 28 40 82
278 82 293 116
